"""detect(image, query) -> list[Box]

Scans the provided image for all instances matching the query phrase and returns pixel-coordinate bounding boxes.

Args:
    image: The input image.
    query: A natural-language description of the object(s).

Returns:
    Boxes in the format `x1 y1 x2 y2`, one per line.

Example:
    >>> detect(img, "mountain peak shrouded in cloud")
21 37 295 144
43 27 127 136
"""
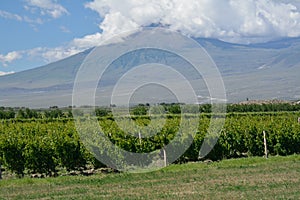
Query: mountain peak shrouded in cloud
85 0 300 44
1 0 300 70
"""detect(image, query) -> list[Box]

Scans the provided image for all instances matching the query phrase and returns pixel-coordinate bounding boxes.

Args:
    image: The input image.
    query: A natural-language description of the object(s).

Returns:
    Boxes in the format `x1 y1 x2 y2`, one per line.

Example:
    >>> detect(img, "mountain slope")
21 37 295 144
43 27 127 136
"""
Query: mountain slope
0 48 93 90
0 38 299 108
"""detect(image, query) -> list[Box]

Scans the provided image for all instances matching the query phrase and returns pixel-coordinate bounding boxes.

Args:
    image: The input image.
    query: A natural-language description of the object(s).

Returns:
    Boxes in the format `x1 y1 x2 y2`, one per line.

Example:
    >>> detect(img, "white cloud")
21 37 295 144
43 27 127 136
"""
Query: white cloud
60 25 71 33
0 1 68 26
25 0 69 18
0 44 88 68
85 0 300 44
41 47 81 63
0 32 104 67
4 0 300 68
25 46 81 63
23 16 43 24
71 33 103 49
0 51 22 67
0 9 43 25
0 71 15 76
0 10 22 21
99 12 139 40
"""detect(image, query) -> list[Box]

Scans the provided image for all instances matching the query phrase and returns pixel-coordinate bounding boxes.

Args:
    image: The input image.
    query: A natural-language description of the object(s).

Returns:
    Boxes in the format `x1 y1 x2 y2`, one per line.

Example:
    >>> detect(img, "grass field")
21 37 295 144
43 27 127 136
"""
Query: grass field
1 155 300 199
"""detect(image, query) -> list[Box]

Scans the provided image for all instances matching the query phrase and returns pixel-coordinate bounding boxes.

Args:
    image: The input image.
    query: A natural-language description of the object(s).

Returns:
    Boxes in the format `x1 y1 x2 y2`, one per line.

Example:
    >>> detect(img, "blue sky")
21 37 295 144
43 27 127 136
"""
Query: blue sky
0 0 102 74
1 1 100 50
1 0 300 75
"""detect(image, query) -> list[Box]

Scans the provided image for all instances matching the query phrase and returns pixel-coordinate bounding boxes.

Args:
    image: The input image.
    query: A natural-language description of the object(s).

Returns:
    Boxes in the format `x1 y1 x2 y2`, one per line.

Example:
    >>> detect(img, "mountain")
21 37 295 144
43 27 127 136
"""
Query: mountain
0 37 300 108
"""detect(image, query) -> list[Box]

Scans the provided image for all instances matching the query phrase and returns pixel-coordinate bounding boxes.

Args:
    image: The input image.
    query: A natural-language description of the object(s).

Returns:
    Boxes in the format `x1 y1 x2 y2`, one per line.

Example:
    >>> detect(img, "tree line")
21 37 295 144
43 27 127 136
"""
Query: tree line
1 103 300 120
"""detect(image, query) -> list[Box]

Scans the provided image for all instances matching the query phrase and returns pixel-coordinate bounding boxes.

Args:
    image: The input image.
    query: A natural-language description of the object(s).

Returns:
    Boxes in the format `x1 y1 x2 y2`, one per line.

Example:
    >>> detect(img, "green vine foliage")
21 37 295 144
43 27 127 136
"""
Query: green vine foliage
0 112 300 176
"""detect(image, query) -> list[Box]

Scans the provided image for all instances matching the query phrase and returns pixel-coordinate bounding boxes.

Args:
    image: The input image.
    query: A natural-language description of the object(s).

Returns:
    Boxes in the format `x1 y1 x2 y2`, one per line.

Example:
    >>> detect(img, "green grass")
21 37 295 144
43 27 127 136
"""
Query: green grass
1 155 300 199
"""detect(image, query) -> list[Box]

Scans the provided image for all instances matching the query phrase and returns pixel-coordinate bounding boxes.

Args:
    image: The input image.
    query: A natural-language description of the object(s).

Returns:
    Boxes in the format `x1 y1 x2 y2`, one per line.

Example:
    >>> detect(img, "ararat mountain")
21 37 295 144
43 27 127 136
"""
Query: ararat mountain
0 37 300 108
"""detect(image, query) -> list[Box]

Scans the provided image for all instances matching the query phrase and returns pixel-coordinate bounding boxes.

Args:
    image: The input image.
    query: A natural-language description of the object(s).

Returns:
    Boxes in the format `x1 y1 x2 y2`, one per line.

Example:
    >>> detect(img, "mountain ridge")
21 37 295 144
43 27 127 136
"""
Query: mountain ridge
0 37 299 108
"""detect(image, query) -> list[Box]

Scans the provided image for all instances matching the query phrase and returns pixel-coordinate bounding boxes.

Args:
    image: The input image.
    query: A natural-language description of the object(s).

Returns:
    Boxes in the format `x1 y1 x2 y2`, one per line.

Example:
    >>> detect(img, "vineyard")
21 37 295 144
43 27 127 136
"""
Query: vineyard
1 109 300 178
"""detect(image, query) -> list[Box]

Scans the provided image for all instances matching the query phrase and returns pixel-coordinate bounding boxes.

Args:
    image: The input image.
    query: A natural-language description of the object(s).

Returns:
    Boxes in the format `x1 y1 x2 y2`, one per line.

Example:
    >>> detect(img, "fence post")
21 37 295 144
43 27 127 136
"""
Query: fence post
163 146 167 167
263 131 268 159
138 132 142 145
